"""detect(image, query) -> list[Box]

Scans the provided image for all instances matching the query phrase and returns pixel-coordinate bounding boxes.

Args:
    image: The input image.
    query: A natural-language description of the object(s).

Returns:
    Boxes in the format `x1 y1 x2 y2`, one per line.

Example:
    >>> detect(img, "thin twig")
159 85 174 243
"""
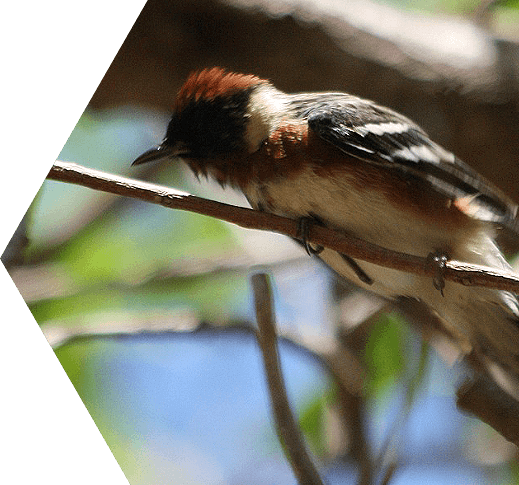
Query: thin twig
47 161 519 294
252 273 325 485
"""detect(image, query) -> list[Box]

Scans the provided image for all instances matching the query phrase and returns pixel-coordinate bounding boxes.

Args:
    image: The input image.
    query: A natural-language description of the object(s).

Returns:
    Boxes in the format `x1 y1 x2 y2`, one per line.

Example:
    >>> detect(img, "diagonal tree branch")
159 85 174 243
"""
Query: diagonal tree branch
47 160 519 294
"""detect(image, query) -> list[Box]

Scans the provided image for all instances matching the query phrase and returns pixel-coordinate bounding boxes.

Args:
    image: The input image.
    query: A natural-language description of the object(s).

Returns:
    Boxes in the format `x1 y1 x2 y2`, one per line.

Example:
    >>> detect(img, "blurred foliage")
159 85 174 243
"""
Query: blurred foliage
364 313 408 397
26 106 247 319
299 388 333 457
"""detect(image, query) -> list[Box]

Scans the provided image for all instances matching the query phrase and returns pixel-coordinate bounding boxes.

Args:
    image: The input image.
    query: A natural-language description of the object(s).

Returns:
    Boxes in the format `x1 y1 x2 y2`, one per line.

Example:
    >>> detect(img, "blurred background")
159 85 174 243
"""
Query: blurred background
4 0 519 483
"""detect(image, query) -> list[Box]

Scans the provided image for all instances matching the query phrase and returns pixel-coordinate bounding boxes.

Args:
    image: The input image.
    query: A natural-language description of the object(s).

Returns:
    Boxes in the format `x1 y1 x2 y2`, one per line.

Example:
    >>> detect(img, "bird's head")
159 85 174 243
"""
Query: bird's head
132 68 286 169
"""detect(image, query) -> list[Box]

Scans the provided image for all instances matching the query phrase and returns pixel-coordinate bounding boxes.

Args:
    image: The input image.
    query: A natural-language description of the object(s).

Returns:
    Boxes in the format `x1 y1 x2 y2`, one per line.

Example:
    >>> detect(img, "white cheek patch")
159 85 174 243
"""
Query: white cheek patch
245 85 287 152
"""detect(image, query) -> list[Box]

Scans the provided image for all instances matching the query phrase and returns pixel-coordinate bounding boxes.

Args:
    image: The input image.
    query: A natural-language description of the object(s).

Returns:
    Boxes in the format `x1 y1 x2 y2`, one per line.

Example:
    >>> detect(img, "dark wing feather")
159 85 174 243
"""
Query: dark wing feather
287 93 518 230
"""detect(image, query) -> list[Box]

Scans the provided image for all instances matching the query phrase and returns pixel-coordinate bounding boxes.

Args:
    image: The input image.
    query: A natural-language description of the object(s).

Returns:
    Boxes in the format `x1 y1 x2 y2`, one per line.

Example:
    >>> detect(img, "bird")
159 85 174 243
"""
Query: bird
133 67 519 392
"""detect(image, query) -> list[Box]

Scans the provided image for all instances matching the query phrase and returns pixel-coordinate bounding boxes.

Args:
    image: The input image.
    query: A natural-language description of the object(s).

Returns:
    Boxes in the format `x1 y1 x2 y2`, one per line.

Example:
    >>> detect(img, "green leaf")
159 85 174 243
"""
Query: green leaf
364 313 407 396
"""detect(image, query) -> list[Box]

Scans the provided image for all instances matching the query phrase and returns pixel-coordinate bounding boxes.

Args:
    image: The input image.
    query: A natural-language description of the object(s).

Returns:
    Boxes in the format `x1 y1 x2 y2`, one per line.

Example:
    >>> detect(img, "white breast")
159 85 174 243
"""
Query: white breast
245 165 481 259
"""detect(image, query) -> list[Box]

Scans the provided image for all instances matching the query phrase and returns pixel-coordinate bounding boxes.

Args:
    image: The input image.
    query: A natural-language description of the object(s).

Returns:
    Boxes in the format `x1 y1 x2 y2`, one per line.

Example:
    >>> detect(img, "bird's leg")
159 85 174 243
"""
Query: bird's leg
427 251 449 297
297 215 374 285
296 215 325 256
340 254 374 285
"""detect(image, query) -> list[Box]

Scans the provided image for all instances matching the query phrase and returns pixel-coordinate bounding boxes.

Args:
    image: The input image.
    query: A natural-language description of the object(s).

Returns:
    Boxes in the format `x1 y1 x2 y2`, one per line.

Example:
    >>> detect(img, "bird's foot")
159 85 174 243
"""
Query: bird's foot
427 251 449 297
296 216 324 256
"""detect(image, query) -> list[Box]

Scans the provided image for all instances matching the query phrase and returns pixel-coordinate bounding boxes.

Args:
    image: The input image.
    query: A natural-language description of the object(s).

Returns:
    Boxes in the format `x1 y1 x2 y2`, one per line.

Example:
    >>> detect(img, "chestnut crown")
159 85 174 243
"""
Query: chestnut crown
164 68 265 158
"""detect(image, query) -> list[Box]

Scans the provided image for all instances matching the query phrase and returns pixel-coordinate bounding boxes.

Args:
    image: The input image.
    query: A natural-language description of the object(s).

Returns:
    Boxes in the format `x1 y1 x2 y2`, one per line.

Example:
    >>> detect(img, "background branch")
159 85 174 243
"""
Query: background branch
457 375 519 446
48 161 519 294
252 273 325 485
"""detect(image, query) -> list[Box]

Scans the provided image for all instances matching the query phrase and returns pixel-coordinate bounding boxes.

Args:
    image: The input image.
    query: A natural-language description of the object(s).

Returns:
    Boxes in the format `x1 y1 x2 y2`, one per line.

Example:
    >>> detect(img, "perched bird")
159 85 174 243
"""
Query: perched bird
133 67 519 391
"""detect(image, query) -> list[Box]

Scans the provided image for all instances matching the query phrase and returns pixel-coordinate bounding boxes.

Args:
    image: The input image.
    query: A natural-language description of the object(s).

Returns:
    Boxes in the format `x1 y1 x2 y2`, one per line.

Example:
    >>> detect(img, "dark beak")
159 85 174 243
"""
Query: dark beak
132 143 188 166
